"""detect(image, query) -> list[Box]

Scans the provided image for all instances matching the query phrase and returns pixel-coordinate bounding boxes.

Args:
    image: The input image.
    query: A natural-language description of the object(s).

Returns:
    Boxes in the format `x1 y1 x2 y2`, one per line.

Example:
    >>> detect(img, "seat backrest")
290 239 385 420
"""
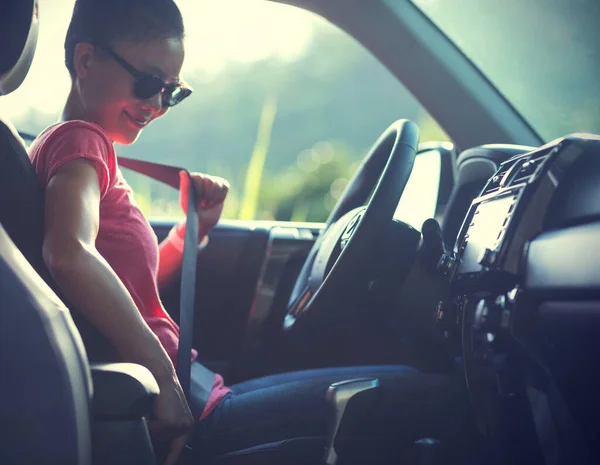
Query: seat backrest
0 223 93 465
0 0 38 96
0 0 45 267
0 118 47 271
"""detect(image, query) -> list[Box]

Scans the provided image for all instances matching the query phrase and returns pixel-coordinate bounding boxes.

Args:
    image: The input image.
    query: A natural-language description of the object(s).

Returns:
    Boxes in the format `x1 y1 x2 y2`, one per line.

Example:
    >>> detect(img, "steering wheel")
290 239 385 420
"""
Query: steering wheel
284 119 420 330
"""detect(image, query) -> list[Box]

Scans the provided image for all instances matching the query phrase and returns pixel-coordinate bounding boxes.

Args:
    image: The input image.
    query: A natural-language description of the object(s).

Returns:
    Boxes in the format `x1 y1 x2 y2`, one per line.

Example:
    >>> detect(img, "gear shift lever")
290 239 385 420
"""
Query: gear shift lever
421 218 446 273
324 378 381 465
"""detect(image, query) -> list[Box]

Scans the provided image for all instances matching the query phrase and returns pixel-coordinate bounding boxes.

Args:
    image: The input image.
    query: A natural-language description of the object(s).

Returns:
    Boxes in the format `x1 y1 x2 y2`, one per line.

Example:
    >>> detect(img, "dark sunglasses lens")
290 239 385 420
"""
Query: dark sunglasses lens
133 76 164 100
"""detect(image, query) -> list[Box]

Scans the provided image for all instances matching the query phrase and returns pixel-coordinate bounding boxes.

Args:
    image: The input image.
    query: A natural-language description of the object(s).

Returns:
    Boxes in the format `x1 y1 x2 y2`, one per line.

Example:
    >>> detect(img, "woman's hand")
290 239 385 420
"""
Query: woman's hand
179 171 230 236
148 375 195 465
158 171 229 288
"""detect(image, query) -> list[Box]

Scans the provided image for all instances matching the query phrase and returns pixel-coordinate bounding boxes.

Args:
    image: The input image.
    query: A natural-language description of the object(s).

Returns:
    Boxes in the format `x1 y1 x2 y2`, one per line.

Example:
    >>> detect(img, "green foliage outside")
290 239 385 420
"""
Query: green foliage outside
123 22 449 222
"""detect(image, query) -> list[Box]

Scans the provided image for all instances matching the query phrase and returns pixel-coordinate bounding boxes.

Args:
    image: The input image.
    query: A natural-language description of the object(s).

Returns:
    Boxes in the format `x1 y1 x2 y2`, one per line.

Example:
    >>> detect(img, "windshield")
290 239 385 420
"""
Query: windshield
409 0 600 142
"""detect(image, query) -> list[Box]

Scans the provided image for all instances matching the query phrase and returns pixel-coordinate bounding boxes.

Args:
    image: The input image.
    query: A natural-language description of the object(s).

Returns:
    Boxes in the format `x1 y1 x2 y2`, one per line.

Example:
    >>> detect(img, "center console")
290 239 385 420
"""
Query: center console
440 134 599 299
446 139 562 282
436 134 600 464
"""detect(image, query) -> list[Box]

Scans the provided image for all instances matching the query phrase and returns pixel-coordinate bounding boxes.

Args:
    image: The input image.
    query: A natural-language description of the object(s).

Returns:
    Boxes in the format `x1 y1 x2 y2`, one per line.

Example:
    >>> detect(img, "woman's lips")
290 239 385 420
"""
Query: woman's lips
124 111 150 129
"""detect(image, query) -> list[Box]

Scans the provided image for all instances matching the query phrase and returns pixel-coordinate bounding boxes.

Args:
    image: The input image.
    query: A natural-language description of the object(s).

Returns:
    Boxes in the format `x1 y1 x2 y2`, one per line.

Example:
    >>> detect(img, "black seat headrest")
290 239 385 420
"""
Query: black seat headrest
0 0 39 96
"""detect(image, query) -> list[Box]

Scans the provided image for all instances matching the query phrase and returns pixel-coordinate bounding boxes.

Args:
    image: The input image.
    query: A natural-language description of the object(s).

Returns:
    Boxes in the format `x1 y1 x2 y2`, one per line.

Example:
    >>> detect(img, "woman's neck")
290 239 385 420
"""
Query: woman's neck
61 86 87 123
60 89 115 145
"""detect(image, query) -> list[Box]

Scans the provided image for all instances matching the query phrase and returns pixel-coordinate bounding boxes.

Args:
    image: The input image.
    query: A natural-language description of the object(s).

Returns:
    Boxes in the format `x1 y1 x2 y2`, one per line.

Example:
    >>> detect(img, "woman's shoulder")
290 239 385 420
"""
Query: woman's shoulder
29 120 118 195
30 120 114 158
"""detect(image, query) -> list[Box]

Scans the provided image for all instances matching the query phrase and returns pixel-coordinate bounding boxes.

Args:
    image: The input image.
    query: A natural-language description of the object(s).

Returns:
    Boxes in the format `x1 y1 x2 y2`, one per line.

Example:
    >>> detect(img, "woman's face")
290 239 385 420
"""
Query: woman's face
73 37 185 144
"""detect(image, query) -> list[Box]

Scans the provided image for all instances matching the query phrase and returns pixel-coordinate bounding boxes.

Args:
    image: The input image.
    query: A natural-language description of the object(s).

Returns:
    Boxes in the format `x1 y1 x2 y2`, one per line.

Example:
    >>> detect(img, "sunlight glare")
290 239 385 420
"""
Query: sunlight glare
0 0 317 127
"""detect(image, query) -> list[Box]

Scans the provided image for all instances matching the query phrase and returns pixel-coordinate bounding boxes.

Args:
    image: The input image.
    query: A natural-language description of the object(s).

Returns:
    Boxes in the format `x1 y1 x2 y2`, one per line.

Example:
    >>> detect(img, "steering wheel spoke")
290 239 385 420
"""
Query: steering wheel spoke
284 286 312 329
289 286 312 316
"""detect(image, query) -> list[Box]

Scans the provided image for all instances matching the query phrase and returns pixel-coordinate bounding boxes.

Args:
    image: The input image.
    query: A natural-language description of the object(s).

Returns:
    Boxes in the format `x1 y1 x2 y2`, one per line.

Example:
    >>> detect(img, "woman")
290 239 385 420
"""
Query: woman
29 1 473 464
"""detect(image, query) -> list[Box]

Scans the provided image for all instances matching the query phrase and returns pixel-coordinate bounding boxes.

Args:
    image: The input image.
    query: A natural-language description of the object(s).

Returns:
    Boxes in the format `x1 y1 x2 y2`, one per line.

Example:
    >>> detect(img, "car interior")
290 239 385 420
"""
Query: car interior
1 1 599 465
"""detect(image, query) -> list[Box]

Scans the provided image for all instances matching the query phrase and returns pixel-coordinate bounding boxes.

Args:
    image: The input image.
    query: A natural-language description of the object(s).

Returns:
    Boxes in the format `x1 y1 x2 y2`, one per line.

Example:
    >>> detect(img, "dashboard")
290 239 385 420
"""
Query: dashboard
440 134 600 465
448 135 599 280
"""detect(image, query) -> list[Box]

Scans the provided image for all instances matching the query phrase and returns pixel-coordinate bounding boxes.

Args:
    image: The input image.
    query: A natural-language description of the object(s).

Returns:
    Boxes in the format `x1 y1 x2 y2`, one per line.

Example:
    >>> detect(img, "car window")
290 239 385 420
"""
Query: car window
409 0 600 142
394 149 441 231
2 0 449 223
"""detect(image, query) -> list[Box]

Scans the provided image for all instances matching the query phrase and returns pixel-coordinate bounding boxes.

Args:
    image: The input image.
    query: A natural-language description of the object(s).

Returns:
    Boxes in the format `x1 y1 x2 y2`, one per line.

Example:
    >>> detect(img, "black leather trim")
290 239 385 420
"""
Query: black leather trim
215 437 323 465
456 144 535 167
524 222 600 298
0 118 45 266
90 363 159 421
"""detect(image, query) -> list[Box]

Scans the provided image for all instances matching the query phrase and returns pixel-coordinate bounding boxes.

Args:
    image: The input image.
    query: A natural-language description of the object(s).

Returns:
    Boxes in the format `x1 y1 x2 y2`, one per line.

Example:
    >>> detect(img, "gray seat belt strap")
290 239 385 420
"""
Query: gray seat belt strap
118 157 215 406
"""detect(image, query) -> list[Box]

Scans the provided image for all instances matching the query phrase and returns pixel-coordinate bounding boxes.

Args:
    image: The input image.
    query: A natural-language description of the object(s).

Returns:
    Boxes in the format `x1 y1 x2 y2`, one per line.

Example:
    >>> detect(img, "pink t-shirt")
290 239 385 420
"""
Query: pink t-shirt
29 120 230 420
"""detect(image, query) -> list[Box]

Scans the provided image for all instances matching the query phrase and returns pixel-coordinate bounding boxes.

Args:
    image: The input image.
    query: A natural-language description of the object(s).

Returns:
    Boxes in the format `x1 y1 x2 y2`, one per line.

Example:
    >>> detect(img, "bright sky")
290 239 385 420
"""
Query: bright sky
0 0 316 121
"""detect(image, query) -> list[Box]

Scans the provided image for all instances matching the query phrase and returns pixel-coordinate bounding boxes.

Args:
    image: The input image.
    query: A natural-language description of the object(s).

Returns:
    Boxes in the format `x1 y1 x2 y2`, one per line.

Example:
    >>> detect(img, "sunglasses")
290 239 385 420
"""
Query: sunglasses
97 45 193 108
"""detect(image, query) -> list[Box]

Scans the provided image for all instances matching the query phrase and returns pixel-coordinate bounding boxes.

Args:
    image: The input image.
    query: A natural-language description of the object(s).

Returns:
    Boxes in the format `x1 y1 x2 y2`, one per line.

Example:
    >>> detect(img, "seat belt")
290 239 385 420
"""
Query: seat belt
118 157 215 406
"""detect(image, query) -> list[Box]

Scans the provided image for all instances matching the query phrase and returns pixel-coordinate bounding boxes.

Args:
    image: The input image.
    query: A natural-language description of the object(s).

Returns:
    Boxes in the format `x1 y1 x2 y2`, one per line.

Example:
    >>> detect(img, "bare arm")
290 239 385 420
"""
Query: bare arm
157 225 208 290
43 159 173 377
157 231 185 290
43 159 193 461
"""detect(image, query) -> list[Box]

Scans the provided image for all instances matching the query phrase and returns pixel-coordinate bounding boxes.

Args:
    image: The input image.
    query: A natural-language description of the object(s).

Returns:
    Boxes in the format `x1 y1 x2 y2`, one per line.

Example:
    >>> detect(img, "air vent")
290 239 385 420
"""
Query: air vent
481 159 520 195
508 147 553 186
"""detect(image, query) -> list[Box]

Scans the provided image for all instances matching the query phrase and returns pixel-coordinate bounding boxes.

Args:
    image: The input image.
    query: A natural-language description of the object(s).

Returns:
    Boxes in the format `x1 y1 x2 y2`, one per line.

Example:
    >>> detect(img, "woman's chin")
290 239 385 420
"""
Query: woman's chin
114 128 142 145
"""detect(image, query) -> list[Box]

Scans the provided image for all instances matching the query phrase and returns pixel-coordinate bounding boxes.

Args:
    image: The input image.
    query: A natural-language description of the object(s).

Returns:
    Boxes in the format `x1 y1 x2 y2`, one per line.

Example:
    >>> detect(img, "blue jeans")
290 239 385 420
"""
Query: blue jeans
189 365 476 464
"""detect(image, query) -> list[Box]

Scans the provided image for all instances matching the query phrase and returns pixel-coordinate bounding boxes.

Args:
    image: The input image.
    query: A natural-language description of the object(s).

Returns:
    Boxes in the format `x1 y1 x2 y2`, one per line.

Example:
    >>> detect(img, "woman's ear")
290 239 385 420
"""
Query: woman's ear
72 42 96 79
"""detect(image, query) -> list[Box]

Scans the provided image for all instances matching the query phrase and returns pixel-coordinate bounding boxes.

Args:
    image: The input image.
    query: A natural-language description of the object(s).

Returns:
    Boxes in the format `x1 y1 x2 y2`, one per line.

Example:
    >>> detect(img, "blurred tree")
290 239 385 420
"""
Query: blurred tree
260 141 357 222
238 94 278 220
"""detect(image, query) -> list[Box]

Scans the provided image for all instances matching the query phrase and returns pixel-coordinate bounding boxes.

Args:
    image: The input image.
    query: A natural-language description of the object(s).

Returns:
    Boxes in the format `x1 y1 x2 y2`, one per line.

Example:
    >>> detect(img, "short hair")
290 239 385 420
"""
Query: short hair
64 0 185 77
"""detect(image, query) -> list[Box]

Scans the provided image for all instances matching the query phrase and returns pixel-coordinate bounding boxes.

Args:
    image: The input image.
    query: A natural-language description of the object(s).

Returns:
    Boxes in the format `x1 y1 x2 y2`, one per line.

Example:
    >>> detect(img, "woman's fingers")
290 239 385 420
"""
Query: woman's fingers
180 171 229 211
201 176 216 207
190 173 229 209
205 178 228 208
214 179 230 205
